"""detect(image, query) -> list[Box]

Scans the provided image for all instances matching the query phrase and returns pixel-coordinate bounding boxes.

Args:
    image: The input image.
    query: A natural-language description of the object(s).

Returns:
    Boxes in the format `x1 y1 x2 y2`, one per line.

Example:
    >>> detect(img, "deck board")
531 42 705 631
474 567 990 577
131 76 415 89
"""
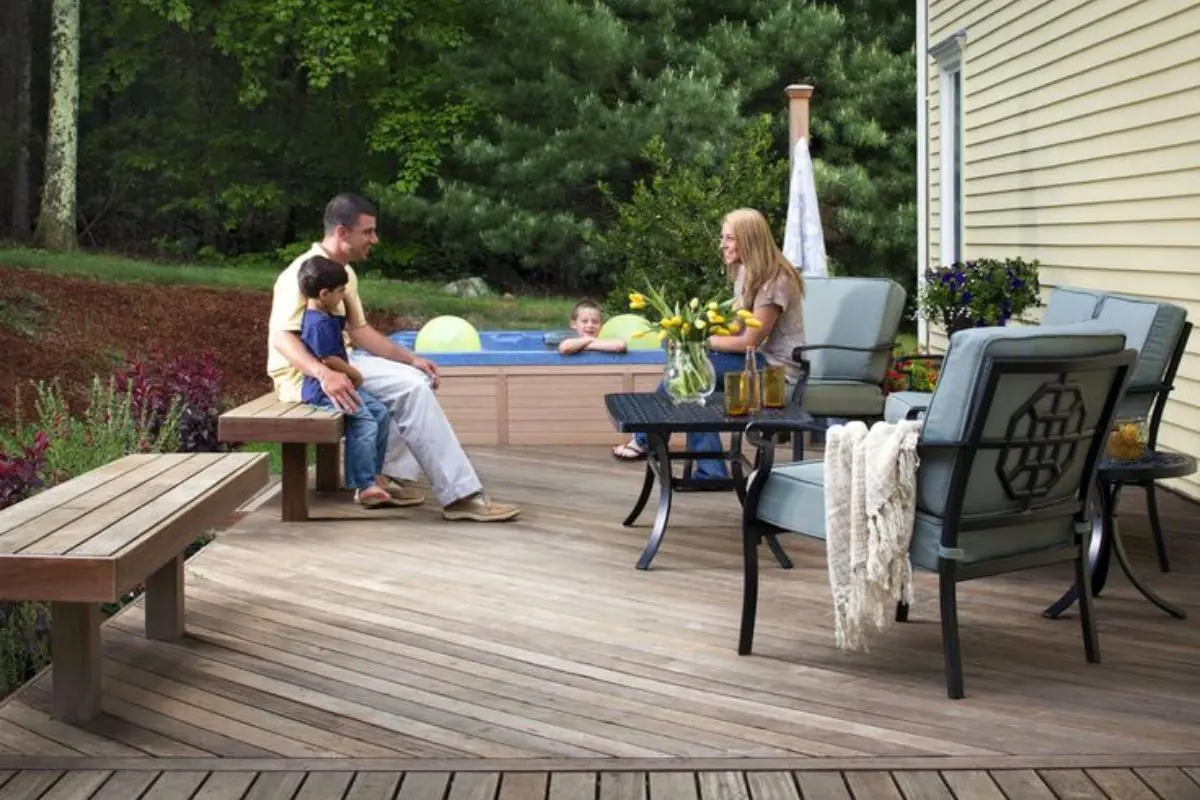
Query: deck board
1 445 1200 777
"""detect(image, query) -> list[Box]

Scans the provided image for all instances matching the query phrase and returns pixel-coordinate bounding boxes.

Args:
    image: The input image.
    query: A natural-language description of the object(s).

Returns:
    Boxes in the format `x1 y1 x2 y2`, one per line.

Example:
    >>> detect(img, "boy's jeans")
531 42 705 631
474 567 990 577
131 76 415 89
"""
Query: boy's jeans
633 351 763 481
314 389 390 490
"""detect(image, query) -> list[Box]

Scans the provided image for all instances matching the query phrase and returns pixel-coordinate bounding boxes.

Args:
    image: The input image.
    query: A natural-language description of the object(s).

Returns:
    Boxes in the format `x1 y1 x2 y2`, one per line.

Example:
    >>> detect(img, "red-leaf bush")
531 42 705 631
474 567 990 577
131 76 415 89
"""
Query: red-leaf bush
0 431 49 512
116 349 228 453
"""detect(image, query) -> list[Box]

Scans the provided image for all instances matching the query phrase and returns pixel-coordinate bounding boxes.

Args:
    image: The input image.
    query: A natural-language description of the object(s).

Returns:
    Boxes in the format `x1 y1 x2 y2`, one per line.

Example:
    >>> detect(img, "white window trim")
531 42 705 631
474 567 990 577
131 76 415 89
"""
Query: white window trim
931 29 967 268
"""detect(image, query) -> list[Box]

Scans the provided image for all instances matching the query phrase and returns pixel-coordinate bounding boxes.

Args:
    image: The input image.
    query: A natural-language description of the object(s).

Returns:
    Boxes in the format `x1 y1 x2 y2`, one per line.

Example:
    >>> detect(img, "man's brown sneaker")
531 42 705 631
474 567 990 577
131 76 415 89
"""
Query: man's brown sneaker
442 494 521 522
379 477 426 507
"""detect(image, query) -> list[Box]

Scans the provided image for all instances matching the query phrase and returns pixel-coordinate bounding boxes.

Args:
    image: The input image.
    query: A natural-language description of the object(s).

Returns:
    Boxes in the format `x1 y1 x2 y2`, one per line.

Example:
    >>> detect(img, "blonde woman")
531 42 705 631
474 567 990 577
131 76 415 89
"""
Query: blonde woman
613 208 807 483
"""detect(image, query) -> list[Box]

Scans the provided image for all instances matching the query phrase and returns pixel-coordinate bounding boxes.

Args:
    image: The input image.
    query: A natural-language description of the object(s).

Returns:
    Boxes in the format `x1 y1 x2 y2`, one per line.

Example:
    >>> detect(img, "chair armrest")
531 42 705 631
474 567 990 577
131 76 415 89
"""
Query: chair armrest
893 353 945 365
744 419 813 449
792 342 895 362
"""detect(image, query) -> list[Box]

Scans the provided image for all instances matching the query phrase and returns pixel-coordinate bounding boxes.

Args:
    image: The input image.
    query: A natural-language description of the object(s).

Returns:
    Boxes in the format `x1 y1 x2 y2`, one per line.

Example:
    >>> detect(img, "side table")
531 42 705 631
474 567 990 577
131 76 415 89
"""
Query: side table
1044 450 1196 620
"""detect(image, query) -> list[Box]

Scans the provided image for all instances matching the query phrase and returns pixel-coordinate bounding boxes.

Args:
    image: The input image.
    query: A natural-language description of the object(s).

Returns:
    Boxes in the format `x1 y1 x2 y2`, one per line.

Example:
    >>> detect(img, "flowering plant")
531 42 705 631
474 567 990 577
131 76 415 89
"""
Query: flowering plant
627 286 763 403
919 257 1042 333
627 286 762 344
885 352 940 394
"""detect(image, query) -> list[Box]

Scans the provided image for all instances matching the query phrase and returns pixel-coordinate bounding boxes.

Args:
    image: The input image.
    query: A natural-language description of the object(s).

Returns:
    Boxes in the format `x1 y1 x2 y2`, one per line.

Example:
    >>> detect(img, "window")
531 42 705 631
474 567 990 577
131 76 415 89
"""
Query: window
931 30 967 266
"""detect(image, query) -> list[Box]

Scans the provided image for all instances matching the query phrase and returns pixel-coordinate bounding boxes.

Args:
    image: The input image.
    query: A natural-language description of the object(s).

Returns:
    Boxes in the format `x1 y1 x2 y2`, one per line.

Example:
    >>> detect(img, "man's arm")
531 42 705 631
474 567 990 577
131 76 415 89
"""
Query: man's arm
321 355 364 387
347 323 440 388
270 330 361 410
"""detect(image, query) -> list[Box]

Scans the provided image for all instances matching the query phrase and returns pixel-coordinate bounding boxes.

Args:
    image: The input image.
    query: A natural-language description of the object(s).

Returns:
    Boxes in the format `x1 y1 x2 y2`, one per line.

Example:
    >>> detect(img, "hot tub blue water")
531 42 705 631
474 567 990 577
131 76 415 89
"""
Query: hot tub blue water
388 330 666 366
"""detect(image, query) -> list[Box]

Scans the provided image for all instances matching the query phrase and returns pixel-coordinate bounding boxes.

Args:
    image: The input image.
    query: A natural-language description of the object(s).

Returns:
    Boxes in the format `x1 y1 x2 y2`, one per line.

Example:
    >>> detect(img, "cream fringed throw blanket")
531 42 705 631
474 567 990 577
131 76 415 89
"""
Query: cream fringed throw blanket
824 419 923 651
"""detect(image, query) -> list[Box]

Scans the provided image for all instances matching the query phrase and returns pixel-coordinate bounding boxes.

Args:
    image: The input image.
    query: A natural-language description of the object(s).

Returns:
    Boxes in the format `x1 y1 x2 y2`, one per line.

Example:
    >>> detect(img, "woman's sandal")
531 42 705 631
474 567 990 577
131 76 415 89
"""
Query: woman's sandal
611 441 647 461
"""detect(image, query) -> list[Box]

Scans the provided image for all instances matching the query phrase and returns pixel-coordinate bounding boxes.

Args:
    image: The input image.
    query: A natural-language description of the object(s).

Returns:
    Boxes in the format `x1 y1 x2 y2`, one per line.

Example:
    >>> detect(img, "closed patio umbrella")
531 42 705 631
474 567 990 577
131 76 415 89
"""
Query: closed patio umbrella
782 136 828 278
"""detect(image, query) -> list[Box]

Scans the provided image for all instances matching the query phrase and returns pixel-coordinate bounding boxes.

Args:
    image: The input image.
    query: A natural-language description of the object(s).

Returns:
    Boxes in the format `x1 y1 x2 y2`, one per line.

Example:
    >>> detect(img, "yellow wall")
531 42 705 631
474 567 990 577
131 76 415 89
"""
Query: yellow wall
926 0 1200 498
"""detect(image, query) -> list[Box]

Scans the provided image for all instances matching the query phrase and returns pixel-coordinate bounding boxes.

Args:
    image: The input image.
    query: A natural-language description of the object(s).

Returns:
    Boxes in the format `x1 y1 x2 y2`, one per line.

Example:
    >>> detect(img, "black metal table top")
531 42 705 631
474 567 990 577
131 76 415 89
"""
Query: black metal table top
604 392 817 434
1100 449 1198 484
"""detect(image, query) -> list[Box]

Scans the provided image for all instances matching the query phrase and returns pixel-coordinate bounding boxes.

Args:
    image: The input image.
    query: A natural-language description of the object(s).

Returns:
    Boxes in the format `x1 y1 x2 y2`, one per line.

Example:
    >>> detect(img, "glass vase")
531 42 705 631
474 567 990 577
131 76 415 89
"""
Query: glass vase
664 341 716 405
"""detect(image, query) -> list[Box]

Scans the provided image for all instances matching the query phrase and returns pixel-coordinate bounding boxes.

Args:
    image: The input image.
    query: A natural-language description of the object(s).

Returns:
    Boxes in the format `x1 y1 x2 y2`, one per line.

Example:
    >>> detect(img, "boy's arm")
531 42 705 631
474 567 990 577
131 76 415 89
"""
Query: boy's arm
558 336 593 355
586 338 628 353
321 355 364 387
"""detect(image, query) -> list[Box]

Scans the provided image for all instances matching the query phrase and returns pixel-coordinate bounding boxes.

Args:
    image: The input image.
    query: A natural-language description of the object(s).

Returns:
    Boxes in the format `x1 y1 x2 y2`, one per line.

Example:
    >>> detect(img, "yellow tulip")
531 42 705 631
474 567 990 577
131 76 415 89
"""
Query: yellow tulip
689 297 700 310
681 323 692 335
629 301 646 310
736 308 754 320
694 318 707 329
706 310 725 324
671 315 683 326
658 330 669 342
707 301 719 311
629 292 645 304
711 326 730 336
744 316 762 328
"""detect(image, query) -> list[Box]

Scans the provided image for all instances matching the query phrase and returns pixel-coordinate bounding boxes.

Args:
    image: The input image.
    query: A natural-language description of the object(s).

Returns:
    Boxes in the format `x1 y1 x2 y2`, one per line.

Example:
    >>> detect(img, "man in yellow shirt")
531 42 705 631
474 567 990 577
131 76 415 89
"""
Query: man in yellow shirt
268 193 520 522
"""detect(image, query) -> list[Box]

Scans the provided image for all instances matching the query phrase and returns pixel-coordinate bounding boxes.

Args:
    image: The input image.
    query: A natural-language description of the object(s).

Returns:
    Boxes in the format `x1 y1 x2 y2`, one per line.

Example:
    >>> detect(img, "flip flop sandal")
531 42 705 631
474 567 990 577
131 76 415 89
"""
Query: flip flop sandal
357 493 401 509
612 442 647 461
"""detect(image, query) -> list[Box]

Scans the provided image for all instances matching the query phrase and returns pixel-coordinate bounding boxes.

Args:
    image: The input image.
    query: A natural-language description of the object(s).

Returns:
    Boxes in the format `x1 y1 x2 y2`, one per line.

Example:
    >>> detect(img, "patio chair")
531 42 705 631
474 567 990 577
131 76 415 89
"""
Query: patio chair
737 323 1137 699
884 288 1190 572
790 277 908 459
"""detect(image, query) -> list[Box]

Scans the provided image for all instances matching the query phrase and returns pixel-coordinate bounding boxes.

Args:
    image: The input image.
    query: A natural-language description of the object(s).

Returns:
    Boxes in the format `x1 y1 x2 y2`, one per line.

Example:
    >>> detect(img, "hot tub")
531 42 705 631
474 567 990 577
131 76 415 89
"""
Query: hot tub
388 330 666 445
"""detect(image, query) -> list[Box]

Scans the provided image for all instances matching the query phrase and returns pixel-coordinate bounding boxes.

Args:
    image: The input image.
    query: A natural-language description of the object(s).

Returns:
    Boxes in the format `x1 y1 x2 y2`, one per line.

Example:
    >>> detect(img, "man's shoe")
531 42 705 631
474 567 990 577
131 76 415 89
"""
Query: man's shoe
379 477 426 507
442 494 521 522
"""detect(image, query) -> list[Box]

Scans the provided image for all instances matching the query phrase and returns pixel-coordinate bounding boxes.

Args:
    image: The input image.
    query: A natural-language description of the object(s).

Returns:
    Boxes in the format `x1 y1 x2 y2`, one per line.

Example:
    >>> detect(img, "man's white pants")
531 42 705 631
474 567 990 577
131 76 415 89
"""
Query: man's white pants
350 351 483 506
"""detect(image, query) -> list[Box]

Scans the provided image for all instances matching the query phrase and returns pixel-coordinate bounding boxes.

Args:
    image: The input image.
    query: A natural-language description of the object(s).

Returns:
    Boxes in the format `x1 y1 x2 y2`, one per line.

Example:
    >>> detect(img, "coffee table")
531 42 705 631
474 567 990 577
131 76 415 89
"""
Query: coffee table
605 392 818 570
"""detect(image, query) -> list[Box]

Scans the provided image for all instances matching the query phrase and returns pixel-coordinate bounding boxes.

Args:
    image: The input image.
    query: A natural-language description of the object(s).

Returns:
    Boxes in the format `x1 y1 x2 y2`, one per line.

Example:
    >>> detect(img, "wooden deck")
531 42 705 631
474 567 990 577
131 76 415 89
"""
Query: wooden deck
1 765 1199 799
2 445 1200 785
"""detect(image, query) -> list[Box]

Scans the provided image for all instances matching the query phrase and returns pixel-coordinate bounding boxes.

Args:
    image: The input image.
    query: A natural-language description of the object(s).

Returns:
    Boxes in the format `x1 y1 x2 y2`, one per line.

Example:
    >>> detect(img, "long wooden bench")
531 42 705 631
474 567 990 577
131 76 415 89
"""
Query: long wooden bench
218 393 344 521
0 452 268 722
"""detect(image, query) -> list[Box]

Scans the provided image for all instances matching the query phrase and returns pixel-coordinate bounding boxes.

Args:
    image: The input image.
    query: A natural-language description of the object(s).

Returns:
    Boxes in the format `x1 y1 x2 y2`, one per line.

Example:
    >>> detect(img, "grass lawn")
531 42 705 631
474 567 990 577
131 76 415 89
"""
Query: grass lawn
0 247 575 330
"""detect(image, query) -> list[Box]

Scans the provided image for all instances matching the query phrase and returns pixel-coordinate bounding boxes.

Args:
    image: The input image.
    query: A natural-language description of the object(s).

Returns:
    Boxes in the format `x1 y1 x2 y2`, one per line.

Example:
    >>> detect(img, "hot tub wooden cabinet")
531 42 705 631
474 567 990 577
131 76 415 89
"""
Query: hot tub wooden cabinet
391 331 667 446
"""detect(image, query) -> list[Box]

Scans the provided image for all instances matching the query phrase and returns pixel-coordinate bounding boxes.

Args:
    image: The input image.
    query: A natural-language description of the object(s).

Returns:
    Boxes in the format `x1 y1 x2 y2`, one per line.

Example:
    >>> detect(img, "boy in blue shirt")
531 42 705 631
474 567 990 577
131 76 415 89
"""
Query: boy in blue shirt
298 256 400 508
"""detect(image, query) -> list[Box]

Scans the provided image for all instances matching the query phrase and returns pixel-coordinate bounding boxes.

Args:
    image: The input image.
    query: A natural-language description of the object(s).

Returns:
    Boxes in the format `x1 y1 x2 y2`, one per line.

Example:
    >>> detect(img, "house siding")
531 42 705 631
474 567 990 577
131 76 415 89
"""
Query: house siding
926 0 1200 499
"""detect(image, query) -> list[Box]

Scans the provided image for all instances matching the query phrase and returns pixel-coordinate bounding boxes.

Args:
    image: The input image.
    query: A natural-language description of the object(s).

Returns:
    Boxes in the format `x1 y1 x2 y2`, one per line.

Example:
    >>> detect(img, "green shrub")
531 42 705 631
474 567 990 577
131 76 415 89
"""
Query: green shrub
594 114 789 316
25 376 183 480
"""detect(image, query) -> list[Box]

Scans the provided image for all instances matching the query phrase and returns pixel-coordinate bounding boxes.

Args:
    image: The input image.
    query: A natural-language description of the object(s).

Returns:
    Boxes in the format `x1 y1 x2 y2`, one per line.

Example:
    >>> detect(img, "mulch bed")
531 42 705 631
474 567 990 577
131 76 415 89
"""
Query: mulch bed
0 267 417 422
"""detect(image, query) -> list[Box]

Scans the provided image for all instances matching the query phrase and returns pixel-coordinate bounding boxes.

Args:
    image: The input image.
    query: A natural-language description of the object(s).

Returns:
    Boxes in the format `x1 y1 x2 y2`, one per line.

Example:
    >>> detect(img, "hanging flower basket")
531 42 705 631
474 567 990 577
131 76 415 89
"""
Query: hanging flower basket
920 258 1042 333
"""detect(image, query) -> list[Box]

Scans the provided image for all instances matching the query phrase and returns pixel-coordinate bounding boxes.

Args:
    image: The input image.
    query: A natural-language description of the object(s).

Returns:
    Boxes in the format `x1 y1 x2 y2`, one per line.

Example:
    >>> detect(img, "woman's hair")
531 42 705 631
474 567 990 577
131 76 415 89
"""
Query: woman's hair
722 208 804 311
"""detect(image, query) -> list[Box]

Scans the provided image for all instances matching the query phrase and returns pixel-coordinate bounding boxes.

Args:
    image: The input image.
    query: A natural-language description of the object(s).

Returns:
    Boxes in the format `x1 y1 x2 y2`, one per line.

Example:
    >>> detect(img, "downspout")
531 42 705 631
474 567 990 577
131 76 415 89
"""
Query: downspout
916 0 929 349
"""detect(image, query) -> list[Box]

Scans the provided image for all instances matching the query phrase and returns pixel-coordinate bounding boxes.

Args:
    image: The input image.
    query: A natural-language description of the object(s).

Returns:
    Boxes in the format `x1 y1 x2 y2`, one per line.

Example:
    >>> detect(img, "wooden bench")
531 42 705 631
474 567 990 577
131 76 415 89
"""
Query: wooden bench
218 393 344 521
0 452 268 722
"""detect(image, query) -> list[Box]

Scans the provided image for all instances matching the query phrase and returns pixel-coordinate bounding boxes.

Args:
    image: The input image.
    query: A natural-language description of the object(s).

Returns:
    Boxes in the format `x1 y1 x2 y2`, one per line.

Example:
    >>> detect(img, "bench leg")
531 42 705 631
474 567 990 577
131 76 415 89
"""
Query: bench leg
281 442 309 522
145 555 185 641
50 602 102 722
315 442 340 492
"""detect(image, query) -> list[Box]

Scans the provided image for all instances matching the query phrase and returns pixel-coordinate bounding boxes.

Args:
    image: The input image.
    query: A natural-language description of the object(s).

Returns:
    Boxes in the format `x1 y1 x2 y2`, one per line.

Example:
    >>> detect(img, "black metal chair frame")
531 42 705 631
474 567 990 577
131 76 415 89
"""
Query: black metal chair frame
789 341 899 460
737 348 1137 699
893 321 1192 573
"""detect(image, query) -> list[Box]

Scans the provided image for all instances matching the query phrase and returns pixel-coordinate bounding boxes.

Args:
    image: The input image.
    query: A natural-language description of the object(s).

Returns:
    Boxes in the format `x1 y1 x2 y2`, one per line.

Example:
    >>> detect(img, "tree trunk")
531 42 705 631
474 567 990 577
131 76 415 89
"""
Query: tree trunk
12 0 34 239
33 0 79 252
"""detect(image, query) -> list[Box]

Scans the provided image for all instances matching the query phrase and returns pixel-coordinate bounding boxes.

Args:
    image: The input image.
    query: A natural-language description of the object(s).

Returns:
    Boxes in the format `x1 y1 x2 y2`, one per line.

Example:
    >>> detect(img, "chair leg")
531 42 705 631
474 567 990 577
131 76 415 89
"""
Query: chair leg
738 525 761 655
939 566 965 699
764 534 793 569
1145 483 1170 573
895 601 909 622
1076 540 1101 664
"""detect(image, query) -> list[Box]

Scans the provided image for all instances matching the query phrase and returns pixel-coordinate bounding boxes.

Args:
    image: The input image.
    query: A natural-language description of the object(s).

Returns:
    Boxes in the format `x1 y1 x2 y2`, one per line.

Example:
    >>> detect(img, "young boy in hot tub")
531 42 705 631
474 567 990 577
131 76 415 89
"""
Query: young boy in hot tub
558 300 629 355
